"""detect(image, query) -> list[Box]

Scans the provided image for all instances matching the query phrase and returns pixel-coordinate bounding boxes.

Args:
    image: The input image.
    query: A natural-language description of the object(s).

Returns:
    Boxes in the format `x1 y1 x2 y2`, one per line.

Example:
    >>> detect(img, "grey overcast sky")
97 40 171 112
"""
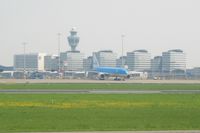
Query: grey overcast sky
0 0 200 68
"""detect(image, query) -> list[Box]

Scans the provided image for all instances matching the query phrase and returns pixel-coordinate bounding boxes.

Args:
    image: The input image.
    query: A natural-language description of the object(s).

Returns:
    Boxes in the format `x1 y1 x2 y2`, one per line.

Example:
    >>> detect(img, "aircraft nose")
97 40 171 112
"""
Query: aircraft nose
124 70 128 75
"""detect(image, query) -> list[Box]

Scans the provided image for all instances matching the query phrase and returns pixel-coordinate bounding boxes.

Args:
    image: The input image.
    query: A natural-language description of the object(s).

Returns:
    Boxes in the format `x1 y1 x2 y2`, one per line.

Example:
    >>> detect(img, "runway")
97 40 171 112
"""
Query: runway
1 89 200 94
1 79 200 84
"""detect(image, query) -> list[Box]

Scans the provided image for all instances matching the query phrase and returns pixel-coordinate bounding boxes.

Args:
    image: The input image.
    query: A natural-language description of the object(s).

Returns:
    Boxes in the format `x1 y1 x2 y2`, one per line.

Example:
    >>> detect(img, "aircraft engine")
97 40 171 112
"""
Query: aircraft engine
126 74 130 79
98 73 105 80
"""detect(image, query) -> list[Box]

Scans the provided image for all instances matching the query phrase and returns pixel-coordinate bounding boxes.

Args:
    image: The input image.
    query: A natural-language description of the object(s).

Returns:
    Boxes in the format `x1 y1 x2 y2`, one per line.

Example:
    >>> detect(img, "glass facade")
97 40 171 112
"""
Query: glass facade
60 51 84 71
116 56 127 68
83 56 93 71
14 53 46 71
127 50 151 72
92 50 117 68
151 56 162 73
44 55 59 71
162 49 186 73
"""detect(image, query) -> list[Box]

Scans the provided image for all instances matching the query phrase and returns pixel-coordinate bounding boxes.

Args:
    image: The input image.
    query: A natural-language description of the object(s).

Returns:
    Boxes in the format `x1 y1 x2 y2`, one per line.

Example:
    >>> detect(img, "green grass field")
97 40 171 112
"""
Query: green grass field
0 83 200 90
0 94 200 132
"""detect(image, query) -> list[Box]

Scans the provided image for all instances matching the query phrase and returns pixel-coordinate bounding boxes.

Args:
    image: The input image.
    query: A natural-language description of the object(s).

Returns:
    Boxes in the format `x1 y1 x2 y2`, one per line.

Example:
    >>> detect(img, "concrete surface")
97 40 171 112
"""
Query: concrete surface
1 79 200 84
1 89 200 94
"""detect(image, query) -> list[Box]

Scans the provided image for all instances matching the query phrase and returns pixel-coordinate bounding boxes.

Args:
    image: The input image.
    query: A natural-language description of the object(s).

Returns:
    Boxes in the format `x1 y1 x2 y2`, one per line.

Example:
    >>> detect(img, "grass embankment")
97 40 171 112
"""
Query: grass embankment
0 94 200 131
0 83 200 90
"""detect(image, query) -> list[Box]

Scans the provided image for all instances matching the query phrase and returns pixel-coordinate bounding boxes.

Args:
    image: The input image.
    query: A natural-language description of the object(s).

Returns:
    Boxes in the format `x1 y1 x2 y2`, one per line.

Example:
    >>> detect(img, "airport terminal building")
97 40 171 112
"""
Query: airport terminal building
161 49 186 78
60 51 84 71
44 55 59 71
83 56 93 71
14 53 46 71
9 27 191 80
92 50 117 69
127 50 151 72
151 56 162 78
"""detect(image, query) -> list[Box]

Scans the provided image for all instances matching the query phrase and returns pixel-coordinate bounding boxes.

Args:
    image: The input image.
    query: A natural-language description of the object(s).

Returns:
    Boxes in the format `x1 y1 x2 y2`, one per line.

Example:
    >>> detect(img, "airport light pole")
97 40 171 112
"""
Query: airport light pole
57 33 61 77
22 42 27 79
121 34 125 68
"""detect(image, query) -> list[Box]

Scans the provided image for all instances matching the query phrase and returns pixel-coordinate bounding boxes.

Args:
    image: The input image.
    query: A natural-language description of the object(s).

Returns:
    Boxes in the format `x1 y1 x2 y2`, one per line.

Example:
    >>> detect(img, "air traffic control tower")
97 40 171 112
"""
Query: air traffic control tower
60 27 84 71
67 27 80 51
